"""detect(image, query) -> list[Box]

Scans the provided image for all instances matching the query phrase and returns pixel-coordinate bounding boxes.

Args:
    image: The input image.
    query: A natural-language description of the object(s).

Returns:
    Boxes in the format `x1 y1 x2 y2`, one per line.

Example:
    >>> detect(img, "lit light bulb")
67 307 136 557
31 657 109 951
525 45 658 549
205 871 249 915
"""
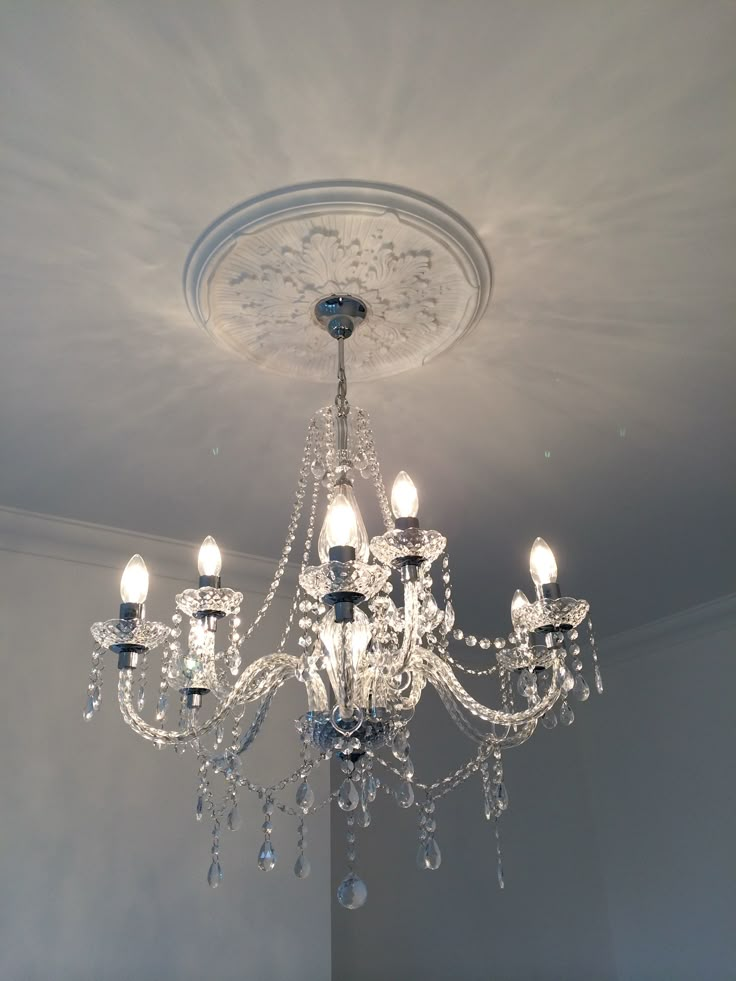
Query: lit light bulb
318 484 369 562
391 471 419 519
198 536 222 577
511 589 530 618
120 554 149 604
529 538 558 587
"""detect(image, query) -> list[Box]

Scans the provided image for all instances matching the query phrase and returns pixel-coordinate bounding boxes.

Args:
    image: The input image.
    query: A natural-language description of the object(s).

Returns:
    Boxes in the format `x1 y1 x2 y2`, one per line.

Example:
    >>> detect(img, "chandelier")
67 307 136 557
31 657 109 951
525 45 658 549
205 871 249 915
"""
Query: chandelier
83 184 603 910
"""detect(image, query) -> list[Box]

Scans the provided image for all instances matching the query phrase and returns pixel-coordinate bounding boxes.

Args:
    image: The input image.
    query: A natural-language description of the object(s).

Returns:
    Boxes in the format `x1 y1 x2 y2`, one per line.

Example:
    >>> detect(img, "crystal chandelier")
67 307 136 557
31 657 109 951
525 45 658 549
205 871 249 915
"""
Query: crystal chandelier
84 291 603 909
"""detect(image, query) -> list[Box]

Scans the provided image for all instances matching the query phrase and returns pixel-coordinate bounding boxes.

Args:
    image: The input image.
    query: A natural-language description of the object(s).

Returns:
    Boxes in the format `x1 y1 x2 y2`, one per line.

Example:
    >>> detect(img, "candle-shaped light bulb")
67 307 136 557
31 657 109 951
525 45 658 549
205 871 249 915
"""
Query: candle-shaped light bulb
391 471 419 519
529 538 558 587
511 589 530 618
318 484 369 562
120 554 149 604
198 536 222 577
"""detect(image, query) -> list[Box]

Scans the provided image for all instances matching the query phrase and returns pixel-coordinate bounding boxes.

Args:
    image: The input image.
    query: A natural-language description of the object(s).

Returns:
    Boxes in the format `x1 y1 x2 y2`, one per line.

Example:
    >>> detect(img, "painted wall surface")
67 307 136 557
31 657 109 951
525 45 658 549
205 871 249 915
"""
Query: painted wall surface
575 598 736 981
331 687 616 981
0 507 331 981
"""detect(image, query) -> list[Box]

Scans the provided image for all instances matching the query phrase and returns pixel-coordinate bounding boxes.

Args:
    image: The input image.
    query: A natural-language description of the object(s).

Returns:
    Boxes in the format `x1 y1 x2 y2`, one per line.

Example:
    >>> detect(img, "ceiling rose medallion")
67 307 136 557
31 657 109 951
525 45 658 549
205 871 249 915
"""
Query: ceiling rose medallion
85 182 602 910
184 180 492 379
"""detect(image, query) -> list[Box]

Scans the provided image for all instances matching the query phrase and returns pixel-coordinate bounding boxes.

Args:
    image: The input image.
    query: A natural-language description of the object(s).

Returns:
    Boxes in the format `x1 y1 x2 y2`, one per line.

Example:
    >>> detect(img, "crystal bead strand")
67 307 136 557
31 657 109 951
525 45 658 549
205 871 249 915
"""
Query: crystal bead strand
354 757 371 829
226 608 242 676
229 421 316 665
491 747 508 814
494 817 505 889
280 476 320 651
442 551 496 653
417 797 441 870
258 796 277 871
83 645 105 720
337 813 368 909
362 417 393 530
393 728 415 808
567 628 591 702
156 610 181 722
294 738 313 878
136 649 148 711
587 617 604 693
480 760 493 820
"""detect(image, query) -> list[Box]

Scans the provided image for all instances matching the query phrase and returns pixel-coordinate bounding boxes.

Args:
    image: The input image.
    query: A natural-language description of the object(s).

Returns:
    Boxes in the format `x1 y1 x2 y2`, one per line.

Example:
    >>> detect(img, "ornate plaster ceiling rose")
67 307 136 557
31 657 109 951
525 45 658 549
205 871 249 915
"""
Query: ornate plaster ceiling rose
184 181 492 380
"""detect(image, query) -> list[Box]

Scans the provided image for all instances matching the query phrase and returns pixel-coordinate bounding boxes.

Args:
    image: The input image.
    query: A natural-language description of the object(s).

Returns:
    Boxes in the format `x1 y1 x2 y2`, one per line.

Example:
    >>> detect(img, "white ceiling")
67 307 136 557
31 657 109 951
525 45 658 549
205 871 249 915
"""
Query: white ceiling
1 1 734 636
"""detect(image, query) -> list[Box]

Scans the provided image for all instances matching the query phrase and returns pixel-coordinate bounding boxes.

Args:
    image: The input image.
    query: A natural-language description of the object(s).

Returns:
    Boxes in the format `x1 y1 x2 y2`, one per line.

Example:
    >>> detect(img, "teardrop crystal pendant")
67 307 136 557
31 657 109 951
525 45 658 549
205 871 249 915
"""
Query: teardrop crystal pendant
493 782 509 812
338 778 359 812
423 837 442 870
337 871 368 909
296 780 315 812
542 710 558 729
396 780 415 809
572 674 590 701
258 840 277 871
444 600 455 634
227 805 242 831
559 700 575 726
355 805 371 829
207 859 223 888
195 795 204 821
594 664 604 694
294 853 311 879
83 696 96 721
155 693 169 721
363 772 378 803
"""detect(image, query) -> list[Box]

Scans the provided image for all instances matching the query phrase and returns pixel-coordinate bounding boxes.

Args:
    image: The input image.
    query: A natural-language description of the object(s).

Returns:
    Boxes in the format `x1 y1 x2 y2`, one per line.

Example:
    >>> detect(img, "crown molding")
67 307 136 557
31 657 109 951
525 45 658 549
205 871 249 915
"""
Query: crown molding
0 504 298 598
601 593 736 664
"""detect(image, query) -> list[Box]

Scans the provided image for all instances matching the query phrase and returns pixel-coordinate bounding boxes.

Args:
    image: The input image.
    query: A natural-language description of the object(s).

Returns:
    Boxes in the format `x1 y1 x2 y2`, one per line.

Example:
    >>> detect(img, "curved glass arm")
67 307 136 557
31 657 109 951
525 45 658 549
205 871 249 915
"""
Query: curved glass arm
118 653 303 745
410 650 564 729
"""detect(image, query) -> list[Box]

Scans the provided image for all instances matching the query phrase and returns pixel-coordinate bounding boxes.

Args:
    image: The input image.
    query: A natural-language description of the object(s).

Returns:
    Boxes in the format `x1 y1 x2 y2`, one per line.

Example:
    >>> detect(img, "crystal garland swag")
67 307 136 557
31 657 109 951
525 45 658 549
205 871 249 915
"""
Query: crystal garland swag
85 341 603 910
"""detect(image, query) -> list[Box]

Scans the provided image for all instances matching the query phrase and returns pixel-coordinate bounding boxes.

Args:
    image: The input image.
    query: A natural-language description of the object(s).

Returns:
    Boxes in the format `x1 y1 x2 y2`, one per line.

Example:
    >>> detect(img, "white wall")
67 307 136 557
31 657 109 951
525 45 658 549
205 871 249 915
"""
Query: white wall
332 663 617 980
575 597 736 981
0 506 331 981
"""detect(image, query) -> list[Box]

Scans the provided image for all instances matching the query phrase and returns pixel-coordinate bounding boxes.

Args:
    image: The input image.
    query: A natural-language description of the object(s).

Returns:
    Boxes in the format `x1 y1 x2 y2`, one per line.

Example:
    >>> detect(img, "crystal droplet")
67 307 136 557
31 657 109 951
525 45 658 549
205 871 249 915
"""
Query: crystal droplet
338 778 359 811
296 780 315 812
207 859 222 888
559 700 575 726
337 871 368 909
403 756 415 781
483 790 493 821
258 840 277 871
424 837 442 870
91 684 101 708
355 805 371 829
83 696 96 721
396 780 415 809
364 773 378 802
227 805 242 831
572 674 590 702
493 782 509 812
215 722 225 745
594 664 604 694
195 795 204 821
392 730 409 760
136 687 145 711
294 853 311 879
417 841 430 869
542 711 558 729
497 860 505 890
155 694 168 721
444 601 455 634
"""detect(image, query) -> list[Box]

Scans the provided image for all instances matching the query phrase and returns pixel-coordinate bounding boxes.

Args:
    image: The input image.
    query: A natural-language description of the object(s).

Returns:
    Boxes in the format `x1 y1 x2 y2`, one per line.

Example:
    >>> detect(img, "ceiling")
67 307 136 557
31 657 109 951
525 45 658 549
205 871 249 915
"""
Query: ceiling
1 1 734 637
